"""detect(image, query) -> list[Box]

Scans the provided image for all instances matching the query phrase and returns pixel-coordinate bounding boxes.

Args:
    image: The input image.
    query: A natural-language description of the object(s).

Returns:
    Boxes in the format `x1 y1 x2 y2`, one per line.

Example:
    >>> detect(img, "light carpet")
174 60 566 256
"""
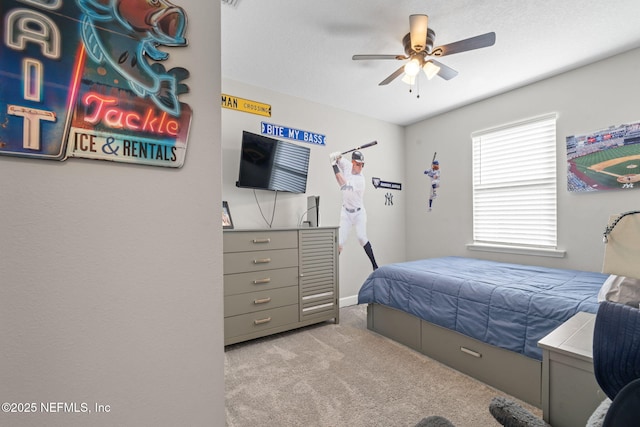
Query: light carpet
225 304 541 426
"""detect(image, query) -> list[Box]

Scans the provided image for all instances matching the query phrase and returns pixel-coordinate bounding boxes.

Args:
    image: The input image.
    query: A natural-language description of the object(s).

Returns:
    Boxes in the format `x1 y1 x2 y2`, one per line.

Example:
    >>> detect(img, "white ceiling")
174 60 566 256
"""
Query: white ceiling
221 0 640 127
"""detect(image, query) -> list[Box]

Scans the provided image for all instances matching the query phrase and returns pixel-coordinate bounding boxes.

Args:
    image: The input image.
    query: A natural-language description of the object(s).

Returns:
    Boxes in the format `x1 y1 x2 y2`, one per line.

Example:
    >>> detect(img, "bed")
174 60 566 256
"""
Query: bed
357 256 608 407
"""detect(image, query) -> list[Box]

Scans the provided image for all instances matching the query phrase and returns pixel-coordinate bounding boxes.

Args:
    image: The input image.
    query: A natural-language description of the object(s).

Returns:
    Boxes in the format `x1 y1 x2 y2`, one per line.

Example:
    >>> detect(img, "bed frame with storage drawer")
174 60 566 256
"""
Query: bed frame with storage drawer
223 227 339 345
367 303 542 407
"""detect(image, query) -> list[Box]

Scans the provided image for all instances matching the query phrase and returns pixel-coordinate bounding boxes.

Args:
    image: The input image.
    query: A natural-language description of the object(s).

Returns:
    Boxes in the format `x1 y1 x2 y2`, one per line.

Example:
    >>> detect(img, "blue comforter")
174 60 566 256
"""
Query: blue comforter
357 256 608 360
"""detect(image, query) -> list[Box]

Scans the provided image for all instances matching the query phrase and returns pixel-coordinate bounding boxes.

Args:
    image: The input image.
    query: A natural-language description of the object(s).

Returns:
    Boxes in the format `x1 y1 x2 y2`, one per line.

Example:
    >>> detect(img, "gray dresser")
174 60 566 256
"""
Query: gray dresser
223 227 339 345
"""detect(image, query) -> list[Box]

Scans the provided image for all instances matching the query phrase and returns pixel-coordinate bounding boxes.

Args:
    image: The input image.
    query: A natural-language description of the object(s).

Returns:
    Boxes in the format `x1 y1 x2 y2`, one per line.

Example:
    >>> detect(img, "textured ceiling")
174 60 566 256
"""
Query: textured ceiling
222 0 640 126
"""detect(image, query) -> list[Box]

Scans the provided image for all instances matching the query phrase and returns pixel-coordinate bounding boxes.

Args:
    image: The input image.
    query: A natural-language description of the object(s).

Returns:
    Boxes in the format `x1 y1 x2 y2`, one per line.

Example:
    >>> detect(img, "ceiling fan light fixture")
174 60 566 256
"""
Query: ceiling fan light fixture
352 13 495 87
409 14 429 52
401 74 416 85
404 58 421 77
423 61 441 80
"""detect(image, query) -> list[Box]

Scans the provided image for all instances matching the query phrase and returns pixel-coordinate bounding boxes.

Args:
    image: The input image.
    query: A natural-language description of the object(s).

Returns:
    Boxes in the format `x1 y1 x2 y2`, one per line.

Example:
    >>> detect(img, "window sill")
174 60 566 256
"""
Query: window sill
466 243 566 258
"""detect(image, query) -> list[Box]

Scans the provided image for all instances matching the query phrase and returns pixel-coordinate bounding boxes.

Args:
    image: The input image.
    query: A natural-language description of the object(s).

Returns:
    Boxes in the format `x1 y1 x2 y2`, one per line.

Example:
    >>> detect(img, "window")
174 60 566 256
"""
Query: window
471 113 558 252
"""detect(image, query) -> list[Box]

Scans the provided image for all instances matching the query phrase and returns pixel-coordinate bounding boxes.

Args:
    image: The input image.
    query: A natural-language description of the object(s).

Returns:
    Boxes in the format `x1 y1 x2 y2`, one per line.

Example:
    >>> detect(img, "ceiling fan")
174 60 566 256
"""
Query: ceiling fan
352 14 496 86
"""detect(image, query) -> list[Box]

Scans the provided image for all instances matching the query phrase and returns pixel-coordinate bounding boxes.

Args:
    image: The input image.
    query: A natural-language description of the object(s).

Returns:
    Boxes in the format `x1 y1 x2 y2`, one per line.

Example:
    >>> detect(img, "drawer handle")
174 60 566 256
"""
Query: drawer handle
253 278 271 284
253 258 271 264
460 346 482 358
254 317 272 325
254 297 272 305
252 238 271 244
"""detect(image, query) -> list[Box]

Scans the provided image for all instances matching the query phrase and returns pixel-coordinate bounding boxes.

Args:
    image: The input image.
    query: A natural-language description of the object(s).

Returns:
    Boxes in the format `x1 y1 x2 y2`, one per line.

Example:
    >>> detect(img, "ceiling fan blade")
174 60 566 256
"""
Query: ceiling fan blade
379 65 405 86
431 32 496 57
409 14 429 52
428 59 458 80
352 54 406 60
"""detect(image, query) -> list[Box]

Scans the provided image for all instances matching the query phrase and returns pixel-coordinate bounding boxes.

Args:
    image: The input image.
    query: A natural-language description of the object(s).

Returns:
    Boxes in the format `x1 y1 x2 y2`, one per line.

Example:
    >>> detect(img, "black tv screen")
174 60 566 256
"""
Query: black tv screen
236 131 310 194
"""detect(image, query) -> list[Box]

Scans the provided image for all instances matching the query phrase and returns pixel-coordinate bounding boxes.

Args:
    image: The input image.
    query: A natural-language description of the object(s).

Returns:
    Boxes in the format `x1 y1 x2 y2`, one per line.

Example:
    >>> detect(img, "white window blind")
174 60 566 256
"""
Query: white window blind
472 113 558 249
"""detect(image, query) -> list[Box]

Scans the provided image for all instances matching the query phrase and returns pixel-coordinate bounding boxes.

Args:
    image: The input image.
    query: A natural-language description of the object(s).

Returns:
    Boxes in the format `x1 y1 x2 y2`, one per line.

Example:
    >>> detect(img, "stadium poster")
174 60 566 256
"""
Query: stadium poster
0 0 192 168
566 122 640 192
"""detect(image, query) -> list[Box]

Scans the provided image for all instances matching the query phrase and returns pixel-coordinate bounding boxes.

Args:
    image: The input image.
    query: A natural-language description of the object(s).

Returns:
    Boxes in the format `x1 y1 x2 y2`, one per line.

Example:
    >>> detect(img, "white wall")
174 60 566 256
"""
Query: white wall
405 47 640 271
0 2 224 426
222 79 406 303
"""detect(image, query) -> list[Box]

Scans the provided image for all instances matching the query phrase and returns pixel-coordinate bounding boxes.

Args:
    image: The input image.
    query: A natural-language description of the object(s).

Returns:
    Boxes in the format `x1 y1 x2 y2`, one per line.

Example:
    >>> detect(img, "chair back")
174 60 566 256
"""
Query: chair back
593 301 640 401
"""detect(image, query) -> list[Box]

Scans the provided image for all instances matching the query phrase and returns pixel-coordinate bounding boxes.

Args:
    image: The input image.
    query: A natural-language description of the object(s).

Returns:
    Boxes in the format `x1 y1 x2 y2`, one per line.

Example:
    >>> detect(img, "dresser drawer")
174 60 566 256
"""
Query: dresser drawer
224 305 299 339
224 248 298 274
224 230 298 253
224 267 299 296
224 286 298 317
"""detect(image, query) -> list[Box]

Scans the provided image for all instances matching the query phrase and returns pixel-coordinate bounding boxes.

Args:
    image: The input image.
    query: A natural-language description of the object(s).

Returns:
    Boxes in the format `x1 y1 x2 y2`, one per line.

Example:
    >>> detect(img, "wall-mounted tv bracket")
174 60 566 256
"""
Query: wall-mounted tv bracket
602 210 640 243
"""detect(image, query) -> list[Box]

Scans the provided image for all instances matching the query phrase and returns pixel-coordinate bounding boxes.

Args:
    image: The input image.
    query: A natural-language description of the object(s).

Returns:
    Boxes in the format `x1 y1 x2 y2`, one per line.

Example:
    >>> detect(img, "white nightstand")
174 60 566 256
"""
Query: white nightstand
538 312 607 427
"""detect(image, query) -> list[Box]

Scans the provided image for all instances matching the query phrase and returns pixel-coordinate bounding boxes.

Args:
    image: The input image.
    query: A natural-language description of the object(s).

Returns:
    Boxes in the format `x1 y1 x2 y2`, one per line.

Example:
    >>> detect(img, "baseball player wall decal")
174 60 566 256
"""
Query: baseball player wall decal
424 153 440 211
330 150 379 271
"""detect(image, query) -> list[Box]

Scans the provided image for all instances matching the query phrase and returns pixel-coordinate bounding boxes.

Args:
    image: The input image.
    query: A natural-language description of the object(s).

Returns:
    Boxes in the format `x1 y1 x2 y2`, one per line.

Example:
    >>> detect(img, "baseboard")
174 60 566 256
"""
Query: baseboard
340 295 358 307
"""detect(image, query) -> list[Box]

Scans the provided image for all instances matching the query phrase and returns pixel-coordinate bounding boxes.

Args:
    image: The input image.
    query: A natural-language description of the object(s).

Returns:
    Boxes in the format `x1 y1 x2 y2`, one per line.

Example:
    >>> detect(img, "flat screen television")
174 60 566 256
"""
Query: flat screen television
236 131 310 194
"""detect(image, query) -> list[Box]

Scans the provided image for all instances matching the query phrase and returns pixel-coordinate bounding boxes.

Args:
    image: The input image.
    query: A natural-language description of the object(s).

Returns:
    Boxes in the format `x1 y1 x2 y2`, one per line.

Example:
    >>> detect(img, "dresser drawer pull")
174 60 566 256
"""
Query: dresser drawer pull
253 278 271 284
254 317 272 325
253 258 271 264
460 346 482 358
254 297 272 305
252 238 271 244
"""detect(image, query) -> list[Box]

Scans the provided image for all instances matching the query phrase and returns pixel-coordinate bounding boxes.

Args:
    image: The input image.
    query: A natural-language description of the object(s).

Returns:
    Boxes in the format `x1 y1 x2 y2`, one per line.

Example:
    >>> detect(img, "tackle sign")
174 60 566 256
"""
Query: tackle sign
0 0 192 168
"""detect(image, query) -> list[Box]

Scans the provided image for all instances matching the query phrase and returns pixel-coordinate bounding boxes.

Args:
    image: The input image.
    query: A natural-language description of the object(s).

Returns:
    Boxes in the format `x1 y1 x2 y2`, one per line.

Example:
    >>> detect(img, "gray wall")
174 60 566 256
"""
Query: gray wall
221 79 406 304
0 2 224 426
405 48 640 271
222 47 640 303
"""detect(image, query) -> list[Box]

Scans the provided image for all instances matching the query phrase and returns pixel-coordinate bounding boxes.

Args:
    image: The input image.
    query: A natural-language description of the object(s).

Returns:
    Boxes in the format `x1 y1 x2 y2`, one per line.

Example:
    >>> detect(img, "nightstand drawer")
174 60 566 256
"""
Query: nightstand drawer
224 248 298 274
224 267 299 296
224 286 298 317
224 230 298 253
224 305 299 339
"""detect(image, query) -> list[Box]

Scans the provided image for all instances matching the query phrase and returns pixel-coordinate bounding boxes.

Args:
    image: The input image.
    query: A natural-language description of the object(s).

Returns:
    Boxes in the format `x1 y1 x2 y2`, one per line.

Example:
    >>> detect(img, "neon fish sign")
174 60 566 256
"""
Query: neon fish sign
78 0 189 116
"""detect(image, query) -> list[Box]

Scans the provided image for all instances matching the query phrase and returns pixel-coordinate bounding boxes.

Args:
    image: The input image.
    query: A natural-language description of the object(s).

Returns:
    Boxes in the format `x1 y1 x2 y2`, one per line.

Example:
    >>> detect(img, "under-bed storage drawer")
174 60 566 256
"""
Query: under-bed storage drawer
420 320 542 407
366 304 542 408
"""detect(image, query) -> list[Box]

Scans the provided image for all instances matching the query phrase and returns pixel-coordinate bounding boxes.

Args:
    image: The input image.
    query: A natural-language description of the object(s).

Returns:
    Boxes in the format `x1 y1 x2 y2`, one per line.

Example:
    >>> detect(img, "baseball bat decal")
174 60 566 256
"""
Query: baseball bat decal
341 141 378 155
432 152 437 162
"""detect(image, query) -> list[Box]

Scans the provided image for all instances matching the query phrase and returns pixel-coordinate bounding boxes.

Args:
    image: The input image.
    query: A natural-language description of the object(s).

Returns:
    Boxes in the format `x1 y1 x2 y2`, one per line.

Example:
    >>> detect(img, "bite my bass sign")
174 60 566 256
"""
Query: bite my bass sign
0 0 192 168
